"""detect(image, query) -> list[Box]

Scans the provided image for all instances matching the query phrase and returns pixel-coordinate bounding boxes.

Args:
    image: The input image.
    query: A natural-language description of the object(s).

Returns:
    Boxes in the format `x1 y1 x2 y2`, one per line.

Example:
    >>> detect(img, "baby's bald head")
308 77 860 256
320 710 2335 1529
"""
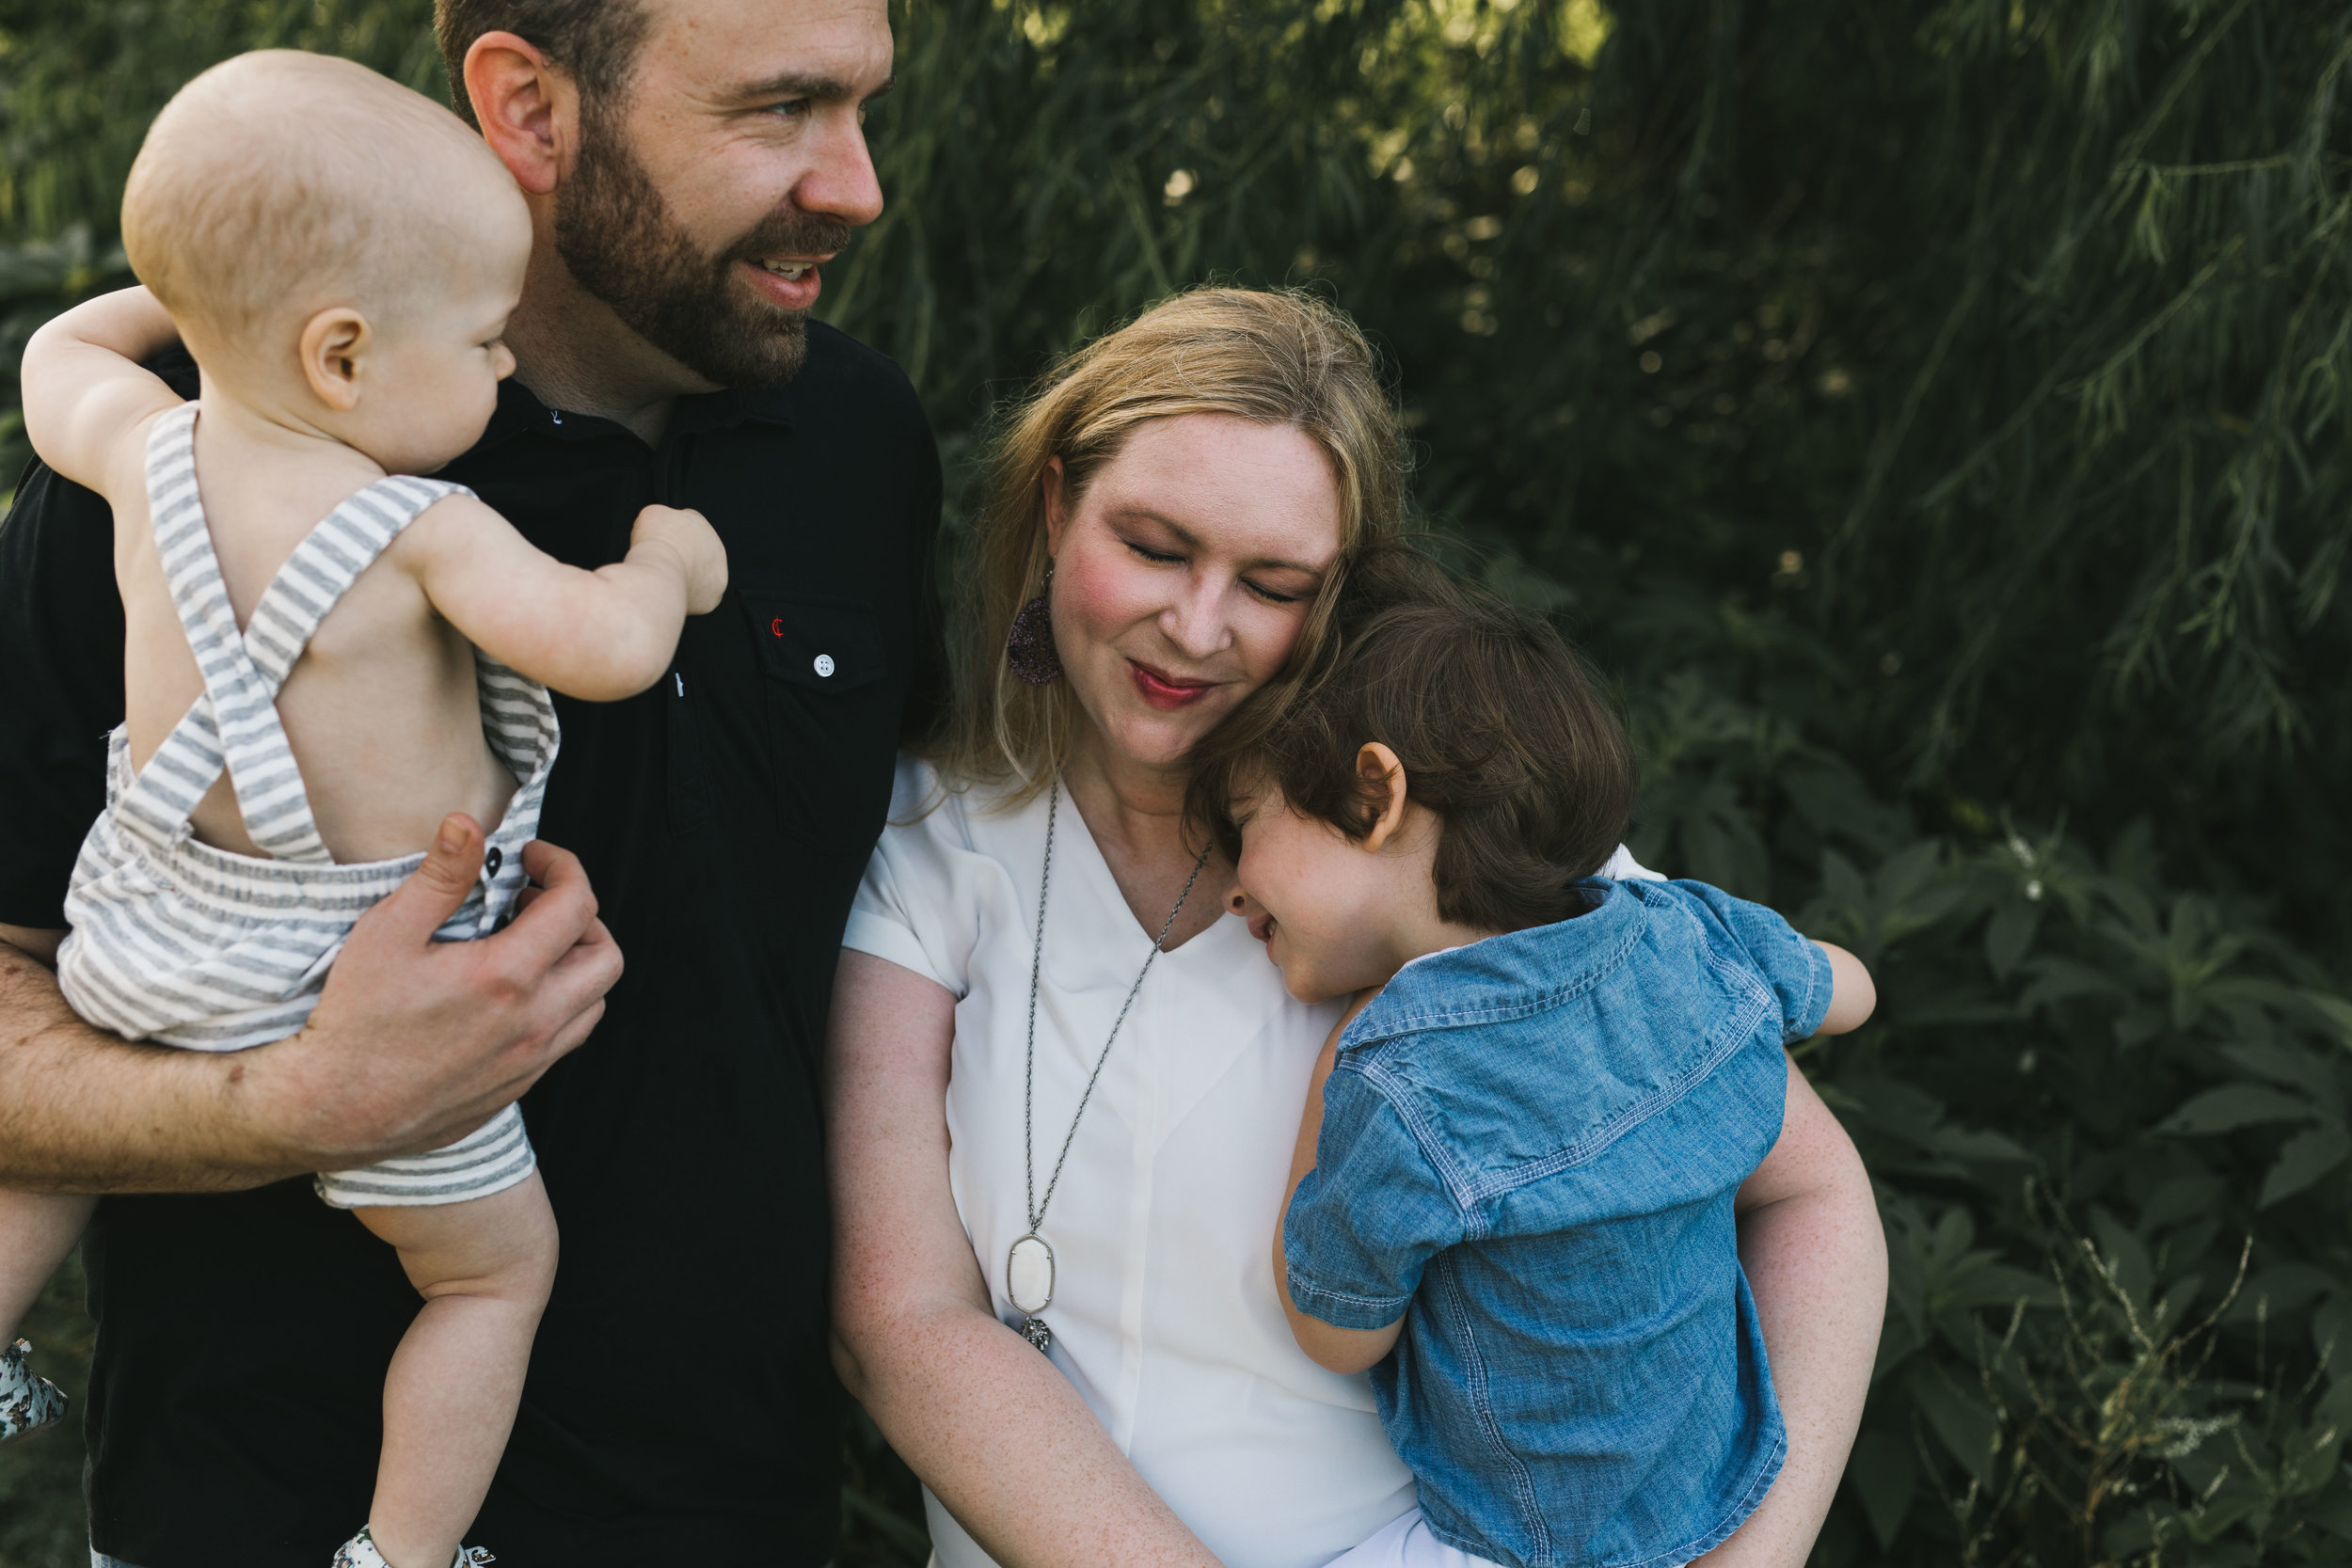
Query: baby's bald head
123 51 529 349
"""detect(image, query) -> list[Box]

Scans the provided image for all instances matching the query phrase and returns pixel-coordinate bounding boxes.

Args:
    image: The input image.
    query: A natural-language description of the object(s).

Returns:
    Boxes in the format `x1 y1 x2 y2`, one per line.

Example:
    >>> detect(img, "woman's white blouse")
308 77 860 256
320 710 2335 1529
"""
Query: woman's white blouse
843 755 1419 1568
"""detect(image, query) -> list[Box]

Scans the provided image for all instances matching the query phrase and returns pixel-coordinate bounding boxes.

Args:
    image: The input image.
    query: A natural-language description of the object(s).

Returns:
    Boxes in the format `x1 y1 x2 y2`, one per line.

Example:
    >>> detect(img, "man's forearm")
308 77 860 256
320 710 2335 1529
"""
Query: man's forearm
0 935 304 1192
0 827 619 1195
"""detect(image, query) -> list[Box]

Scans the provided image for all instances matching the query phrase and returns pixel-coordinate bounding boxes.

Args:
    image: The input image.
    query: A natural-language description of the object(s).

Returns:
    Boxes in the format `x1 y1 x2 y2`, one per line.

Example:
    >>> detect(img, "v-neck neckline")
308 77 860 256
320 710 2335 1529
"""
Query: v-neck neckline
1047 781 1235 960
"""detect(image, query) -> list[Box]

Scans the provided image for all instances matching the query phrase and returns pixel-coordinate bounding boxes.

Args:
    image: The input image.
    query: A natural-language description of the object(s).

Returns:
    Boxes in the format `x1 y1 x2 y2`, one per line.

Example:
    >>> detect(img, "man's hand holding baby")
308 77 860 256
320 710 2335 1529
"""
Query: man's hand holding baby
250 814 620 1171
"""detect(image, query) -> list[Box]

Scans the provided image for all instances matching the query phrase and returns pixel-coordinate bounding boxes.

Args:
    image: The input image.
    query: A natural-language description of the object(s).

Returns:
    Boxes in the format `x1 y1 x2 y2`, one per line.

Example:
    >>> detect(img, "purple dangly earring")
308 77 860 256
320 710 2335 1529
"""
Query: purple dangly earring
1006 560 1063 686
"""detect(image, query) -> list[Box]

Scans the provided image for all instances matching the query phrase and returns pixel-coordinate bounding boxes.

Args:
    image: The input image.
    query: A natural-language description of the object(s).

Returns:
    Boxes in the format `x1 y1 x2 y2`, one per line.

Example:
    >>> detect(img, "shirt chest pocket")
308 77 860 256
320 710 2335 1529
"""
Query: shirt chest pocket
746 594 899 853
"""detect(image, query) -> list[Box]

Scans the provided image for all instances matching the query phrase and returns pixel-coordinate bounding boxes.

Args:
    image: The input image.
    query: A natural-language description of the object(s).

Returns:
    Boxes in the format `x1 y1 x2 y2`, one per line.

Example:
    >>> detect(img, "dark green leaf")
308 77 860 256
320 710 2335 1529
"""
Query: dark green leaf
2159 1085 2321 1135
1842 1423 1916 1549
1903 1363 2000 1491
2260 1123 2352 1209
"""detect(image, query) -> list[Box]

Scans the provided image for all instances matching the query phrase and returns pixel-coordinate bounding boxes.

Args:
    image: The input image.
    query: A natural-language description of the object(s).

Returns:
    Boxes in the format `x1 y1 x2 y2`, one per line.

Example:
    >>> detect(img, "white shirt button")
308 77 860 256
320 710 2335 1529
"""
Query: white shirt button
813 654 836 678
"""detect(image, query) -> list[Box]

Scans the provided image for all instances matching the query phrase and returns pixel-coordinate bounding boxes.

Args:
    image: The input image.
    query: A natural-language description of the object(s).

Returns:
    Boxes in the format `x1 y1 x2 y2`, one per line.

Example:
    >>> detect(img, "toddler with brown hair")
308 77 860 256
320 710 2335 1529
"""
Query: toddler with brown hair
1195 552 1875 1568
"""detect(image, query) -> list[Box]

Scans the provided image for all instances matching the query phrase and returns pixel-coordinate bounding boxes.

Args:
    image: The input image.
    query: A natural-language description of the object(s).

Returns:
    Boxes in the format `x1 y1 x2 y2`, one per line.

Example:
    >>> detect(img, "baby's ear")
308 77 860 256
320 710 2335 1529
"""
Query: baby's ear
1357 742 1411 852
297 306 372 412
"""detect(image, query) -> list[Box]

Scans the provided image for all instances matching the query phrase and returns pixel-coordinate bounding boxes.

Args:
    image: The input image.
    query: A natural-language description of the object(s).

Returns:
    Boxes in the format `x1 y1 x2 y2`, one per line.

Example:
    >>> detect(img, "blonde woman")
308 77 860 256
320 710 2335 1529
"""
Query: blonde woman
826 289 1884 1568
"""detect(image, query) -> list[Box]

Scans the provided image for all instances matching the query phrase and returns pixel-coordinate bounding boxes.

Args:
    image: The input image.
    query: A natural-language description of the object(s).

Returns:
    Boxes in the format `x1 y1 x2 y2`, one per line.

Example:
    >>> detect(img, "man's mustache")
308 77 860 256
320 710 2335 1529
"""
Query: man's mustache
725 211 855 268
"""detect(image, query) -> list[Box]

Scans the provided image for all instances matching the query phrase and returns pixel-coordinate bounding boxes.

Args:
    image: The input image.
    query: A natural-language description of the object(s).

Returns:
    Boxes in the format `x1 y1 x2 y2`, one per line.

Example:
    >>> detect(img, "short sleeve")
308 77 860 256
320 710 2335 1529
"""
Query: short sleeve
1675 881 1835 1042
0 348 197 930
842 839 946 989
897 415 948 751
839 757 976 998
0 458 129 929
1281 1065 1466 1330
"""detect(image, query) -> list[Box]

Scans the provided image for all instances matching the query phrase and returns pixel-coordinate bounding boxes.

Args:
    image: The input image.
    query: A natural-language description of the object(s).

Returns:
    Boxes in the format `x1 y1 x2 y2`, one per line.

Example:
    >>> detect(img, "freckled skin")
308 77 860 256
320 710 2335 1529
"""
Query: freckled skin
1043 413 1344 777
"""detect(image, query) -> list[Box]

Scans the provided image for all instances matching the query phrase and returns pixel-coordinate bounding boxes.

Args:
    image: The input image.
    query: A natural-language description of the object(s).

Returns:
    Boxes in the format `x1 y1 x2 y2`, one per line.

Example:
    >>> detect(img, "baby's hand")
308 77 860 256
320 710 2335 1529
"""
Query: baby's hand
629 504 729 615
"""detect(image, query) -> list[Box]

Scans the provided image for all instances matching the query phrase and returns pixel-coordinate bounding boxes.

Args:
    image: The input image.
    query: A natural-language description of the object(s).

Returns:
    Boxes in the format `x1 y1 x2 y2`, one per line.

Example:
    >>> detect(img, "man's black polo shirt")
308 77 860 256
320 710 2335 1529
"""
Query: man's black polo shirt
0 320 941 1565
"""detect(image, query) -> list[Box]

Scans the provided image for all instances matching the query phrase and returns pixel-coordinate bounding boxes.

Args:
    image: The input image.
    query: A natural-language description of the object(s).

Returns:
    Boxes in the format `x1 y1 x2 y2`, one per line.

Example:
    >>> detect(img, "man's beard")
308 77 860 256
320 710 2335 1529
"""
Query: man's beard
554 114 851 388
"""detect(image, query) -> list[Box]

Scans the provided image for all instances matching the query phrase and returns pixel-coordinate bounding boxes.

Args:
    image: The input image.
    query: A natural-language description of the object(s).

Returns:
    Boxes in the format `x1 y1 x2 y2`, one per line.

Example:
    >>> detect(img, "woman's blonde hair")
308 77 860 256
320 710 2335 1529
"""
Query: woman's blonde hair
927 286 1408 800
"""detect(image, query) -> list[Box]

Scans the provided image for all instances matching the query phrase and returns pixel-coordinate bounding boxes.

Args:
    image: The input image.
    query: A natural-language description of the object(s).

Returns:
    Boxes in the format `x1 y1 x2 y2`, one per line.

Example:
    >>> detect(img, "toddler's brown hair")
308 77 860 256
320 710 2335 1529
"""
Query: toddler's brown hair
1190 546 1637 933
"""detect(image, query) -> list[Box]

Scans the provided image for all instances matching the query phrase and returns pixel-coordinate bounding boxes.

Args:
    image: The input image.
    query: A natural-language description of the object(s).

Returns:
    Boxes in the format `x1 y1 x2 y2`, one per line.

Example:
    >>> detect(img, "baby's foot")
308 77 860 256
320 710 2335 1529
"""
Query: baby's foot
0 1337 66 1445
330 1527 495 1568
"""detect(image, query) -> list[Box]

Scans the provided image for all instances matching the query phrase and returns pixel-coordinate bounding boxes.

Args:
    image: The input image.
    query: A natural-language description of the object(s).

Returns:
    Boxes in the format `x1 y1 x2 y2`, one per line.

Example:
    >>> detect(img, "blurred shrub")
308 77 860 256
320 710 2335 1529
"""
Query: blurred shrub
5 0 2352 1563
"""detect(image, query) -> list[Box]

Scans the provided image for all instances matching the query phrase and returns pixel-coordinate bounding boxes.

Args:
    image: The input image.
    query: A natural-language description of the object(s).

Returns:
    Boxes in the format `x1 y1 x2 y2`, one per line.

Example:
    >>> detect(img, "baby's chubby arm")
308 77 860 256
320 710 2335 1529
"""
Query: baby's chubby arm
397 498 728 702
1274 992 1405 1376
20 286 185 503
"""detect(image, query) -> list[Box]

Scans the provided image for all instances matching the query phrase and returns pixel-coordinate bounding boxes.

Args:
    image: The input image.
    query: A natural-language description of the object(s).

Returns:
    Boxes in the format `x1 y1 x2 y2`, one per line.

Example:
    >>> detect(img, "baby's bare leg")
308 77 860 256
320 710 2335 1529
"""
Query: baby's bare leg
355 1173 557 1568
0 1191 96 1335
0 1191 91 1444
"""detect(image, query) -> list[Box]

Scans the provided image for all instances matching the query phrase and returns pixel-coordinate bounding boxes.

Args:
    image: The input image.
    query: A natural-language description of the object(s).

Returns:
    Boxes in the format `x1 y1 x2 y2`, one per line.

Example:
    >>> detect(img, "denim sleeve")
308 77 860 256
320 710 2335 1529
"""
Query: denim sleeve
1281 1064 1465 1330
1675 881 1836 1042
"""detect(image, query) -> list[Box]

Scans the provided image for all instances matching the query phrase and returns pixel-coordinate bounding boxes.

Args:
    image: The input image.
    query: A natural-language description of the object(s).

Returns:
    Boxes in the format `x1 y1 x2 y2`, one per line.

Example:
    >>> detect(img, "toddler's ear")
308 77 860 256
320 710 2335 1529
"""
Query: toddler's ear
297 306 372 412
1357 742 1411 852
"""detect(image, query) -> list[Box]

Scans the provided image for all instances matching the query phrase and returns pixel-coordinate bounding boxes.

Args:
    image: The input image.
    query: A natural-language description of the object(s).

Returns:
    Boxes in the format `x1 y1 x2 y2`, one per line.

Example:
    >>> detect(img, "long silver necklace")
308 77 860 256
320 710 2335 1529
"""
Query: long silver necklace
1008 780 1213 1354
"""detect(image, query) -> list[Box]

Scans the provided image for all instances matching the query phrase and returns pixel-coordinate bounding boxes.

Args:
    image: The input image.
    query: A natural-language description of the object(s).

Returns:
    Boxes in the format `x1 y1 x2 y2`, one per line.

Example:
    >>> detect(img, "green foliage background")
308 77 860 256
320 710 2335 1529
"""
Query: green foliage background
6 0 2352 1562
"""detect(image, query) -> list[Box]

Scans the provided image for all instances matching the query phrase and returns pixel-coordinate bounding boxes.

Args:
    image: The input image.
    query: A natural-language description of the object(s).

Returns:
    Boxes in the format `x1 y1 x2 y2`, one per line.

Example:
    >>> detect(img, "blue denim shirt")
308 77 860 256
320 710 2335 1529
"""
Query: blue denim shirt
1283 879 1833 1568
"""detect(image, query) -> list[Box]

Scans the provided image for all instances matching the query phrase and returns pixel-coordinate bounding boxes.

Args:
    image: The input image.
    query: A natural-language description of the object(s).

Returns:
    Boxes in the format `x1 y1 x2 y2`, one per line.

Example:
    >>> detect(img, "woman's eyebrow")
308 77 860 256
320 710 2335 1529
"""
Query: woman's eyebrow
1110 508 1327 578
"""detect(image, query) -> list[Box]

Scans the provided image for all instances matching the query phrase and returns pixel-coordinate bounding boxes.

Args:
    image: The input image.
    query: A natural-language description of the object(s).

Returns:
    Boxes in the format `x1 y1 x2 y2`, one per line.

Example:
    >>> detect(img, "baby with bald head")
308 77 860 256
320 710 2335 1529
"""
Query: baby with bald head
0 50 727 1568
128 51 526 343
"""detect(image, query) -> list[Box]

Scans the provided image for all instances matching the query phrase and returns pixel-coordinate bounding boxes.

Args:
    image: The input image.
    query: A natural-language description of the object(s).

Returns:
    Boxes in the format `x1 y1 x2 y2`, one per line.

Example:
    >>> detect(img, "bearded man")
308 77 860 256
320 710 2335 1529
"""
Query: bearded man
0 2 931 1562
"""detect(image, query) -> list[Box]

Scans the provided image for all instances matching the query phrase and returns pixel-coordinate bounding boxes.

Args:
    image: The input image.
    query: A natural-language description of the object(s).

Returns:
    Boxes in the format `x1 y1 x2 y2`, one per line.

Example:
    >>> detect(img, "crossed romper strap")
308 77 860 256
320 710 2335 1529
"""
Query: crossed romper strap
113 403 474 864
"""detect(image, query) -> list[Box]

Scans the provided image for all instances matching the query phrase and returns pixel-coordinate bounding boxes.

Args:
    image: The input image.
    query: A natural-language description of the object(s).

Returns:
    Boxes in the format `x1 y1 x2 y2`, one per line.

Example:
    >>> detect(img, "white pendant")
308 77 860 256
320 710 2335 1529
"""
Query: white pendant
1007 1233 1056 1316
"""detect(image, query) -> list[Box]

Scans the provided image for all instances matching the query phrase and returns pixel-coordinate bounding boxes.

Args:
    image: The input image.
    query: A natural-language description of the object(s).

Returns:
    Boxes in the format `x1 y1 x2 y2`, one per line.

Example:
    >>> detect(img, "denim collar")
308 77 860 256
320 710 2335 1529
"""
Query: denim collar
1343 878 1651 1047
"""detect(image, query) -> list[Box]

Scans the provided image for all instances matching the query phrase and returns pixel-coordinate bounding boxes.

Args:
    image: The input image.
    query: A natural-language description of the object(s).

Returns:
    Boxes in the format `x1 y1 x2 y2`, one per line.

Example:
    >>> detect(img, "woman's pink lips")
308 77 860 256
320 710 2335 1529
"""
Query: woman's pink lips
1128 659 1215 710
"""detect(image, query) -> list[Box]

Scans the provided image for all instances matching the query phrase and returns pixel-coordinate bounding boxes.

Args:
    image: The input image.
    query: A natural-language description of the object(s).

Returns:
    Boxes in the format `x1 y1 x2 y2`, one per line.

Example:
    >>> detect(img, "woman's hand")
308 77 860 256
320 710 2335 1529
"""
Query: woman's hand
827 948 1225 1568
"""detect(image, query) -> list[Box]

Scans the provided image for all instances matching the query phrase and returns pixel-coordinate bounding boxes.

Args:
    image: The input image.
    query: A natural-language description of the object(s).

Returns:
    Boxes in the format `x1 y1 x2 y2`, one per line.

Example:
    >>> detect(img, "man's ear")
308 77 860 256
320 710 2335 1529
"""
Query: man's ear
1357 742 1411 852
466 30 577 197
297 308 372 411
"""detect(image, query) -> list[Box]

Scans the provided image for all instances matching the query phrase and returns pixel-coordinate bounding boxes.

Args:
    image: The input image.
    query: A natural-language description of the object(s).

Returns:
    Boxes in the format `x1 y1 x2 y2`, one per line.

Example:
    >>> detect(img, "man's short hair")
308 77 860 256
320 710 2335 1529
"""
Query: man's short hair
435 0 652 129
1191 547 1639 933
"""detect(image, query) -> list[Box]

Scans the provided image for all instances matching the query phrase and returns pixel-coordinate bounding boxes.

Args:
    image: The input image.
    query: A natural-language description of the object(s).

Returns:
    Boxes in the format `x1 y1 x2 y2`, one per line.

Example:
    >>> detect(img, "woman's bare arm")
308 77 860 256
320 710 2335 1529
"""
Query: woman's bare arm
1274 997 1401 1375
827 948 1222 1568
1696 1056 1886 1567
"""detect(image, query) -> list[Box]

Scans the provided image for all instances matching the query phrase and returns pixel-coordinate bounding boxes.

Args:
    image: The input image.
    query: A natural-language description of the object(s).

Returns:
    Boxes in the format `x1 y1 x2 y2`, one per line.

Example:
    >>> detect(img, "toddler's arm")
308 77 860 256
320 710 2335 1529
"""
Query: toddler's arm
1273 993 1404 1376
20 286 185 503
398 497 728 702
1810 942 1875 1036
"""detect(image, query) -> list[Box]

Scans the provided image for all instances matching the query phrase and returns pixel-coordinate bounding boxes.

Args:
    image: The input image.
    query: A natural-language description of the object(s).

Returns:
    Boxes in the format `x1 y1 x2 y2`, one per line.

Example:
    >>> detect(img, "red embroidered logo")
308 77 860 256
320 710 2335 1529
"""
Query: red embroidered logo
771 617 785 637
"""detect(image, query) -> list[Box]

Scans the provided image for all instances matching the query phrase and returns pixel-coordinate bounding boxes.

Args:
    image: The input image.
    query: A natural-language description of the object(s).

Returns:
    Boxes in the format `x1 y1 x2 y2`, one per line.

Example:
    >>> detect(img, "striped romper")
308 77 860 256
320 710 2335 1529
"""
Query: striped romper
56 402 558 1210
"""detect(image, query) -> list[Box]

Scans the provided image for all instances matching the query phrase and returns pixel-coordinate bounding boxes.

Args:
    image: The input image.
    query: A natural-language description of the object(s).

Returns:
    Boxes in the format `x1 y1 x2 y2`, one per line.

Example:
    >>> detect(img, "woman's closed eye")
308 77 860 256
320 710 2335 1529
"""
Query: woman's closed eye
1242 578 1305 606
1122 540 1308 605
